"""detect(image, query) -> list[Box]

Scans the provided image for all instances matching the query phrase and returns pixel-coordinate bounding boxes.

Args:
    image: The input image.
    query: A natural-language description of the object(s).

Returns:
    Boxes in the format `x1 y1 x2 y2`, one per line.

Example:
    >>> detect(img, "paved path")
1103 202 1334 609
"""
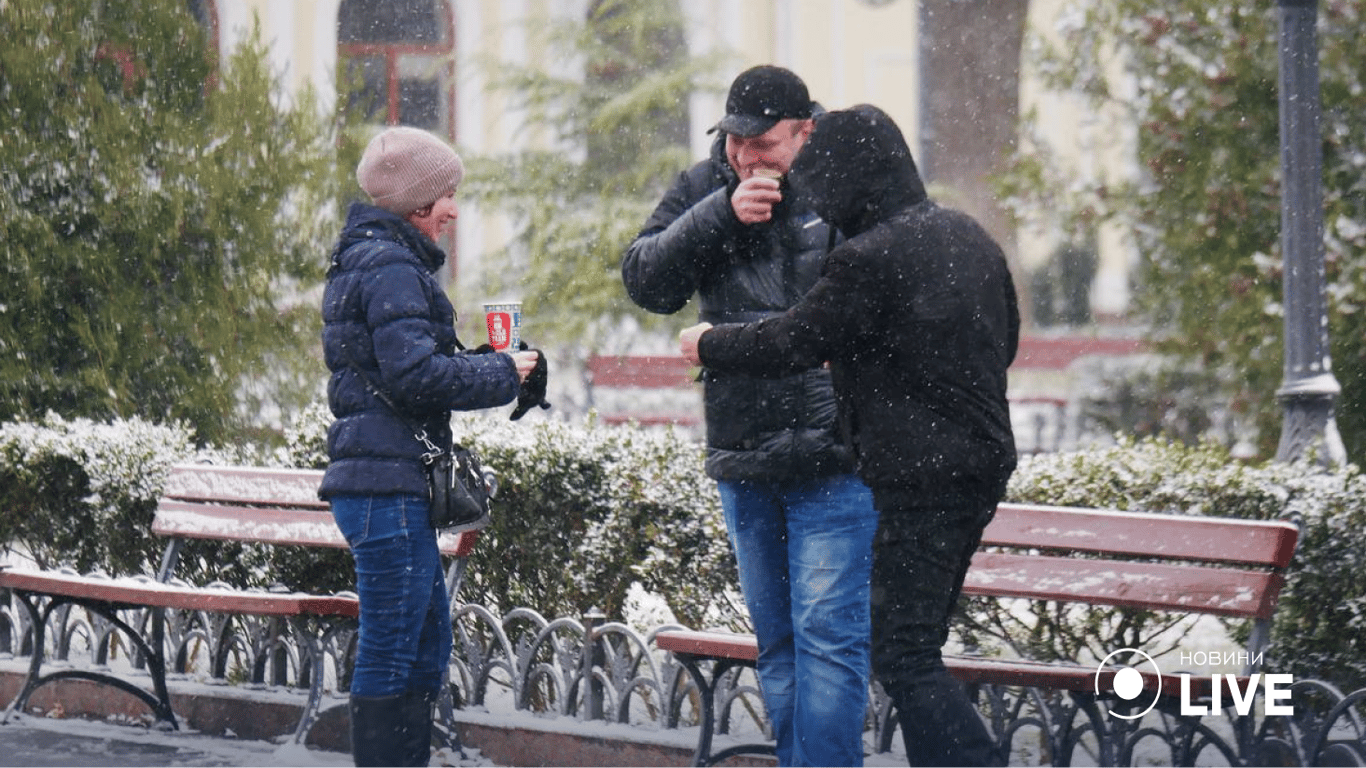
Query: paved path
0 710 510 765
0 716 350 767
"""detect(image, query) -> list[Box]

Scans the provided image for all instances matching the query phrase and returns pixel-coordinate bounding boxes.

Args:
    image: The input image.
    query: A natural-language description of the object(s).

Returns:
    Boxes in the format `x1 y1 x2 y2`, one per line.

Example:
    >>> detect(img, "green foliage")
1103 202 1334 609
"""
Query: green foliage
6 414 1363 690
0 413 296 589
994 436 1366 692
0 0 337 445
0 413 190 575
459 0 723 345
285 407 742 629
1003 1 1366 462
448 416 738 629
1 411 743 631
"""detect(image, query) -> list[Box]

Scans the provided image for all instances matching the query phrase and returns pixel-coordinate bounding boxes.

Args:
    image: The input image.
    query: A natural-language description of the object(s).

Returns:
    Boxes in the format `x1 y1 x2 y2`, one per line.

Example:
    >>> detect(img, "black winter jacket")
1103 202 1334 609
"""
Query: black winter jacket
622 136 853 481
698 105 1019 510
319 203 521 499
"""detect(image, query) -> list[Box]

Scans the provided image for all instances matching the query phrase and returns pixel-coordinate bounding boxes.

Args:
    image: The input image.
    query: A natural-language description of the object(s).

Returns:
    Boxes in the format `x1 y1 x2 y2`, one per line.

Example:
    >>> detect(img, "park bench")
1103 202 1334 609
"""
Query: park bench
656 501 1301 766
0 463 478 746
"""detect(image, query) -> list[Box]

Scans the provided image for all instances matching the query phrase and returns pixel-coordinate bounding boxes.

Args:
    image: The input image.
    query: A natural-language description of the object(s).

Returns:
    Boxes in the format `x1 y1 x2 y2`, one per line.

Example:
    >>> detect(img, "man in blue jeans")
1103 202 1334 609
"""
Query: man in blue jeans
681 104 1018 766
623 66 879 766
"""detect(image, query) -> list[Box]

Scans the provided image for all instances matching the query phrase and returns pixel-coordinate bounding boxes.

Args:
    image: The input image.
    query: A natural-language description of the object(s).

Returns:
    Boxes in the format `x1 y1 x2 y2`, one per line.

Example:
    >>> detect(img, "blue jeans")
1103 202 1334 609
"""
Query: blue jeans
329 494 451 698
717 474 879 767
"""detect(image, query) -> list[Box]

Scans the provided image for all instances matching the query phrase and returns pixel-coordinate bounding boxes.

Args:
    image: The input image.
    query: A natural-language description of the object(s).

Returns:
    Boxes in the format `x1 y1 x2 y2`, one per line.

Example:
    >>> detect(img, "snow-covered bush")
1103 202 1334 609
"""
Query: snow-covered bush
443 415 741 630
13 415 1357 691
0 413 191 574
0 410 741 631
285 408 742 631
992 436 1366 692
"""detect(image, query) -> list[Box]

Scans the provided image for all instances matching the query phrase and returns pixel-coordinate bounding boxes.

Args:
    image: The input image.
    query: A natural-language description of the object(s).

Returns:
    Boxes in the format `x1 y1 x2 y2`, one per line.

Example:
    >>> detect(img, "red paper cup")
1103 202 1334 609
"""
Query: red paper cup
483 302 522 352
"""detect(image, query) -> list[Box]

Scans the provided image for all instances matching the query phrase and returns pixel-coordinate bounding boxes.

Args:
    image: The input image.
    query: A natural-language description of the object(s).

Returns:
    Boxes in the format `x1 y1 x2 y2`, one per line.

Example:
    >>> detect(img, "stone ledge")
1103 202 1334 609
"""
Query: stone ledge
0 666 776 766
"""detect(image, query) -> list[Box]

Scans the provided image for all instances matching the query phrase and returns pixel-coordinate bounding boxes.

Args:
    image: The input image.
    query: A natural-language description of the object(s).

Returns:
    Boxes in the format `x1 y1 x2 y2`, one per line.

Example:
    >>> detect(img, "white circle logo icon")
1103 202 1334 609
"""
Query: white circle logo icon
1095 648 1161 720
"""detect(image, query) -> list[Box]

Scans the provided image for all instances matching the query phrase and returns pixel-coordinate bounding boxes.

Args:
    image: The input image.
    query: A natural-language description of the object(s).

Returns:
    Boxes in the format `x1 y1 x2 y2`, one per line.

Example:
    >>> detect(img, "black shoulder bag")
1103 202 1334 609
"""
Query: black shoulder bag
345 360 493 533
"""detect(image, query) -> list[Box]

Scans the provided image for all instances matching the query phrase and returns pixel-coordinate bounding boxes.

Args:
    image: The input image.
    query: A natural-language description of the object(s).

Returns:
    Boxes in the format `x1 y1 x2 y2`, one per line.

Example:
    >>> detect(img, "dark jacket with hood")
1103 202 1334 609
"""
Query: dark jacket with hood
319 202 521 499
697 105 1019 510
622 133 853 481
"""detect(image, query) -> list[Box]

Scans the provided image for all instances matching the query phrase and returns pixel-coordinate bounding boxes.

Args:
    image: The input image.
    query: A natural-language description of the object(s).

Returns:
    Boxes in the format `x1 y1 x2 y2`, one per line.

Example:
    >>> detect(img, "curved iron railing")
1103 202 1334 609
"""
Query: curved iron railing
0 591 1361 766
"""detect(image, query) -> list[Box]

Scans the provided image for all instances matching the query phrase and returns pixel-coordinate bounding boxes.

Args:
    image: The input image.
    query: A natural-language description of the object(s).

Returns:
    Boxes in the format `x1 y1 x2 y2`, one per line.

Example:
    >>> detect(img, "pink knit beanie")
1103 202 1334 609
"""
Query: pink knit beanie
356 126 465 215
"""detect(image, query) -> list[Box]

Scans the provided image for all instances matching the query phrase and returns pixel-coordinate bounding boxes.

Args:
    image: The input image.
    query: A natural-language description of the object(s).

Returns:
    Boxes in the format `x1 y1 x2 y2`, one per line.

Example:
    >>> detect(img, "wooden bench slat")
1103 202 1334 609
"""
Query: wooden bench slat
987 503 1299 567
964 551 1283 619
162 465 330 509
655 629 758 662
651 501 1299 766
652 629 1220 699
587 354 696 388
153 502 349 549
944 654 1220 698
0 569 359 618
3 462 482 742
154 500 478 557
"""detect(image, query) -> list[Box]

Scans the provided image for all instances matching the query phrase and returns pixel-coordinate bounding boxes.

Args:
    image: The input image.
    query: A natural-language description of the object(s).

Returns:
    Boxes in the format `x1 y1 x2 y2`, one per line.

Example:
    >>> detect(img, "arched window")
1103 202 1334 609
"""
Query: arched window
337 0 455 135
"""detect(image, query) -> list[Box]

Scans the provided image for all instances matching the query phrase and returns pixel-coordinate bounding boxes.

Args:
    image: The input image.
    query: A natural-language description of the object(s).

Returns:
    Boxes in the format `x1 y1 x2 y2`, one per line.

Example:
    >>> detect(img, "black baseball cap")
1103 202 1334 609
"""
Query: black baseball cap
709 65 815 137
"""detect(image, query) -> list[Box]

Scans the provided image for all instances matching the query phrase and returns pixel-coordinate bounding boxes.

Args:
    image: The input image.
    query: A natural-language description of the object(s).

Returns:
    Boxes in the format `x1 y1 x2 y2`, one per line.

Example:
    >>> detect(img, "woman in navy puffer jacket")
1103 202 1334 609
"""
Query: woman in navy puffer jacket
320 126 538 767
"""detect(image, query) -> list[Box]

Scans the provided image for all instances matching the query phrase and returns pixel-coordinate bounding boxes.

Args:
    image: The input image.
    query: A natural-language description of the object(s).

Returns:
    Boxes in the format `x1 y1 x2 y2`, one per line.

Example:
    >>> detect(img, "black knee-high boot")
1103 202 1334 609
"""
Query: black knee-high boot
401 689 436 767
350 694 407 767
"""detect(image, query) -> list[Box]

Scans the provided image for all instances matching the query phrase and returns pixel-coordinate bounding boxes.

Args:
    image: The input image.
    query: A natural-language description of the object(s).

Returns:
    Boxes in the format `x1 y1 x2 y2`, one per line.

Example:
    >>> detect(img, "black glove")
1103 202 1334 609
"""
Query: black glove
470 343 496 354
510 340 551 420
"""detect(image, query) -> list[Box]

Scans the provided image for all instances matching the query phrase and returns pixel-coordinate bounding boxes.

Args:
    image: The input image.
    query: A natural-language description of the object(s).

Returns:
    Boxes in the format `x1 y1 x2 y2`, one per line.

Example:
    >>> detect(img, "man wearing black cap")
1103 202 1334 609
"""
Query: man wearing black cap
622 66 879 767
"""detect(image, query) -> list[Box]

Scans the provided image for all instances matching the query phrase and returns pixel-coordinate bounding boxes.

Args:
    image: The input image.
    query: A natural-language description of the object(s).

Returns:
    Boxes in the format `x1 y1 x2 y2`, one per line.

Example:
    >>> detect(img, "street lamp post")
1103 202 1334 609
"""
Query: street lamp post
1274 0 1344 465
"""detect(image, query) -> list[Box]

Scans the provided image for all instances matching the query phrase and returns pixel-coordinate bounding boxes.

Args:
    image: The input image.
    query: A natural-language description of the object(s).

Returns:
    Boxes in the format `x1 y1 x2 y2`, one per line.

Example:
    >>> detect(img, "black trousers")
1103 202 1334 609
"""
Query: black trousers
870 500 999 767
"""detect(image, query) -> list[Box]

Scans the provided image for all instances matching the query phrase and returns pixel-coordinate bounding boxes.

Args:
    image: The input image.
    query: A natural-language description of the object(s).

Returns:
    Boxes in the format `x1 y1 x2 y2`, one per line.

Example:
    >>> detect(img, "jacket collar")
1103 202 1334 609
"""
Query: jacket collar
337 202 447 273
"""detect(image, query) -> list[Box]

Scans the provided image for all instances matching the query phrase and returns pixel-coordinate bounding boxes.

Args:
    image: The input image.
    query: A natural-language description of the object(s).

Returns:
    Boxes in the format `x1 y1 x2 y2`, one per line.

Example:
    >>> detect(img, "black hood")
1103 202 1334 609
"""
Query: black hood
787 104 927 237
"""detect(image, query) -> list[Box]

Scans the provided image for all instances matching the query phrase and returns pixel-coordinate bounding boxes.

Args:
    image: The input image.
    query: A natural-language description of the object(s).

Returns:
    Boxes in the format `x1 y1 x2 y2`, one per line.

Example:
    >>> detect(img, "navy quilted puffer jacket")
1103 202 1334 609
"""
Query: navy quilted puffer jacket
319 203 520 499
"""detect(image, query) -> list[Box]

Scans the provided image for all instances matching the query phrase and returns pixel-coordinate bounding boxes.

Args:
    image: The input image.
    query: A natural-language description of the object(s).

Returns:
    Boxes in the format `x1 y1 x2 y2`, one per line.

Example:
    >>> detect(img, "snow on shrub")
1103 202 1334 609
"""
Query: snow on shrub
5 415 1362 691
0 412 191 574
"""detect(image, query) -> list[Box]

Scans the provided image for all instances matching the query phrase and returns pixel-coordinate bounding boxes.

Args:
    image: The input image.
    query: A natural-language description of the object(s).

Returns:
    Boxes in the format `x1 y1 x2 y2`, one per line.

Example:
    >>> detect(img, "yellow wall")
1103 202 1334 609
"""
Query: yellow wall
682 0 919 156
1019 0 1137 317
217 0 1136 318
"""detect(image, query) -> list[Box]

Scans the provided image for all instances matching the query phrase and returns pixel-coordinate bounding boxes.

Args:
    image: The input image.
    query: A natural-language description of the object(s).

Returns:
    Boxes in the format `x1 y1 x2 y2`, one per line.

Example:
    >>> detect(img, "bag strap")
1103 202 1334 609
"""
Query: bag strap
333 250 472 464
342 352 444 465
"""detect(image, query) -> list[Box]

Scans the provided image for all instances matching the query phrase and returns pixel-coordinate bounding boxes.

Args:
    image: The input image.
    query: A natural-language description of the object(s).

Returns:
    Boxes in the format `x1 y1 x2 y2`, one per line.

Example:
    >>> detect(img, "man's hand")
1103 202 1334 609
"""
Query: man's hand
511 350 540 382
731 177 782 224
679 322 713 365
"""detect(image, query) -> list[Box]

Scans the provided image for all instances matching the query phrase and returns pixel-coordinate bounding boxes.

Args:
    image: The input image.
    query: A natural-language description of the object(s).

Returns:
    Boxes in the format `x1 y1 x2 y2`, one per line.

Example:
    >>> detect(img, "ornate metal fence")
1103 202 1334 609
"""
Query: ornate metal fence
1 591 1363 766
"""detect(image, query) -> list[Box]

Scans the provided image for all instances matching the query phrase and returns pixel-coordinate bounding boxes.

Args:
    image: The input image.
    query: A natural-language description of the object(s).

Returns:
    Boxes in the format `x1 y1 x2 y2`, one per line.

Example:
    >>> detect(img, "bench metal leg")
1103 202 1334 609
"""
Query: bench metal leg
433 670 465 755
288 619 329 744
2 591 177 730
672 652 775 767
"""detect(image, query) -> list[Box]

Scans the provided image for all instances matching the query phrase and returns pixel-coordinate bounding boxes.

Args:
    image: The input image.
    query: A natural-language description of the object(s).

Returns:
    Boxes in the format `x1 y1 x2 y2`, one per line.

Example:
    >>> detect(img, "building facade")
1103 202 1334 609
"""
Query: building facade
197 0 1134 325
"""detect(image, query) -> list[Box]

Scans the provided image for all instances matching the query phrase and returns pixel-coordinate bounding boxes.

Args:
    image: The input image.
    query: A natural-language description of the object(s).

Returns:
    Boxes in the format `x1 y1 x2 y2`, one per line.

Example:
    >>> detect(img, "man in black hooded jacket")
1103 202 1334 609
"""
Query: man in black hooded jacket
623 67 879 767
681 104 1019 766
